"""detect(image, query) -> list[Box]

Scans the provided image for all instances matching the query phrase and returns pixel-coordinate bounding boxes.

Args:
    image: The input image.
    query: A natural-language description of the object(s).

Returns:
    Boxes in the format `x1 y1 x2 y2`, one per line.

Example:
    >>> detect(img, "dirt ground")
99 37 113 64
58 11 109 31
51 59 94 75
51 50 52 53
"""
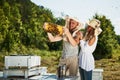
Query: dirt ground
95 58 120 80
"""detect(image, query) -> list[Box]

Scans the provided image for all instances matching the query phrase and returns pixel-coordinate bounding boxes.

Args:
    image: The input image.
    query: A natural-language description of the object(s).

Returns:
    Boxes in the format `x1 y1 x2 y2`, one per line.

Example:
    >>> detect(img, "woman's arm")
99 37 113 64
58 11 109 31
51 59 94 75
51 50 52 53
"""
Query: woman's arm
64 28 82 46
88 36 96 46
65 31 77 46
43 23 62 42
47 33 62 42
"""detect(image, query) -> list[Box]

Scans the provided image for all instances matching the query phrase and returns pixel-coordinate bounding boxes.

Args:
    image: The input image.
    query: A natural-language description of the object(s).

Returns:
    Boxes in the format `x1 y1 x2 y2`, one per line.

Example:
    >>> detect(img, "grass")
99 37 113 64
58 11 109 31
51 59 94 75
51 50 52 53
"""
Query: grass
95 58 120 80
0 50 120 80
40 52 120 80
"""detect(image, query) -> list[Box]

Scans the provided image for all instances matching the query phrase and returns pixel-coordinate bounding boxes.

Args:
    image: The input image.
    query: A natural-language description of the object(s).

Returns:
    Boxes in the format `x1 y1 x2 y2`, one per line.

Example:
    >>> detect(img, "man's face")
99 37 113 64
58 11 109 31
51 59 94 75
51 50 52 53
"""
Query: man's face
69 19 78 31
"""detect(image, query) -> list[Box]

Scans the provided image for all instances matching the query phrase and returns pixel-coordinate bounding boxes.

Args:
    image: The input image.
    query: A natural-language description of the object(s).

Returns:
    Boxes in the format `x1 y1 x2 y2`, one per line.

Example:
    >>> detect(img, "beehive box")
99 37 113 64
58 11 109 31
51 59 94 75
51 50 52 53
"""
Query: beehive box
92 69 103 80
3 56 41 78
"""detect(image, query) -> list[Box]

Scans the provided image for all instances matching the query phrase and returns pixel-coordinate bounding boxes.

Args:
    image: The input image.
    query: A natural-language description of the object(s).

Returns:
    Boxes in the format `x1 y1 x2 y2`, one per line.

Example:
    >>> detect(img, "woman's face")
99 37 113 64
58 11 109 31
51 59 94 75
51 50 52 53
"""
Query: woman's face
87 26 94 32
86 26 95 35
69 19 78 31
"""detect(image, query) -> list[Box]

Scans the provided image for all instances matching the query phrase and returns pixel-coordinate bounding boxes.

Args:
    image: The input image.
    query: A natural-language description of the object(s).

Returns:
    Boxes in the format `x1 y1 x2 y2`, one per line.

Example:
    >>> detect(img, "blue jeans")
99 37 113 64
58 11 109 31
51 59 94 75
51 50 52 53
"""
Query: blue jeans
79 67 92 80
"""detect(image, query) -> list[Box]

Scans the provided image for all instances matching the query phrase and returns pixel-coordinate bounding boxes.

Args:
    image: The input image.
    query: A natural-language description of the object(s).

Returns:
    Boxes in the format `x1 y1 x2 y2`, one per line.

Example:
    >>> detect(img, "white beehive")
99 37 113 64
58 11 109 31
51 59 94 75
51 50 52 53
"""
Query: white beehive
3 55 41 78
92 68 103 80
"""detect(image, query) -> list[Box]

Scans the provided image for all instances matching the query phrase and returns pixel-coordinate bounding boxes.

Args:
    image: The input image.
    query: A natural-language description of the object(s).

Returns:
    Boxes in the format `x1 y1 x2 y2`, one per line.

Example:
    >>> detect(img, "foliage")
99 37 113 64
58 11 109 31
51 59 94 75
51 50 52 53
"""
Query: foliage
93 14 119 59
116 35 120 44
0 0 64 54
0 0 120 60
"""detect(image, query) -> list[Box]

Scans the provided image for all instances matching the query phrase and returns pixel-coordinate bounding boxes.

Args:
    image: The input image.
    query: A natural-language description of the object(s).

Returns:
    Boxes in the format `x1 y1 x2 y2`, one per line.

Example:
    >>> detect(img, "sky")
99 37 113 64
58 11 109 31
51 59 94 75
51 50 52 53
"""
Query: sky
31 0 120 35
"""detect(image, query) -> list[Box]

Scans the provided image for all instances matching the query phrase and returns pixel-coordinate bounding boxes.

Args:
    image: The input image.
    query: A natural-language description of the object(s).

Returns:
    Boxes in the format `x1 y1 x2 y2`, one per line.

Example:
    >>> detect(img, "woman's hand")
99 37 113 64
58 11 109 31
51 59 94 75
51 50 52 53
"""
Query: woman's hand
63 27 70 36
76 31 83 40
43 22 47 29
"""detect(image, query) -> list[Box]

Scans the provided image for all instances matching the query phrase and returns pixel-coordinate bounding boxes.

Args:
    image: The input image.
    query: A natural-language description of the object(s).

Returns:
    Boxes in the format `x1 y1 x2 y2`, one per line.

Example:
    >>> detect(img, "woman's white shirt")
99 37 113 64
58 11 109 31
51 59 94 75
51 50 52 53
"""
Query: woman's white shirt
79 36 98 71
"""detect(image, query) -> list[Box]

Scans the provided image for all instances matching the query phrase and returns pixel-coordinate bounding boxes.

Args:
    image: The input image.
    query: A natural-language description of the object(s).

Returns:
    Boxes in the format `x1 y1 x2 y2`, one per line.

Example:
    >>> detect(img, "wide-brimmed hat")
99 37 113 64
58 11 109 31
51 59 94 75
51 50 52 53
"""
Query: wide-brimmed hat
94 27 102 36
65 15 84 28
87 19 100 28
65 16 84 36
87 19 102 36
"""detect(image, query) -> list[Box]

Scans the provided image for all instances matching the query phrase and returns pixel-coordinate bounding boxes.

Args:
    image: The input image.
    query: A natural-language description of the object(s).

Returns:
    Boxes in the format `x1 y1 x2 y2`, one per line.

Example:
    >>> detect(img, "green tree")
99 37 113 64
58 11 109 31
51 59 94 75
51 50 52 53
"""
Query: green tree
0 0 66 53
116 35 120 45
0 8 10 51
93 14 119 59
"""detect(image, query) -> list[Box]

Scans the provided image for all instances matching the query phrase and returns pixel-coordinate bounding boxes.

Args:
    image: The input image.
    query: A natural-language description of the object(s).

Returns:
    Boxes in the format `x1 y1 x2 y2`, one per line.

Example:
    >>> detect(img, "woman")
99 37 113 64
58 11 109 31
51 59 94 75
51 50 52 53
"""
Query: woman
79 19 102 80
43 16 83 76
